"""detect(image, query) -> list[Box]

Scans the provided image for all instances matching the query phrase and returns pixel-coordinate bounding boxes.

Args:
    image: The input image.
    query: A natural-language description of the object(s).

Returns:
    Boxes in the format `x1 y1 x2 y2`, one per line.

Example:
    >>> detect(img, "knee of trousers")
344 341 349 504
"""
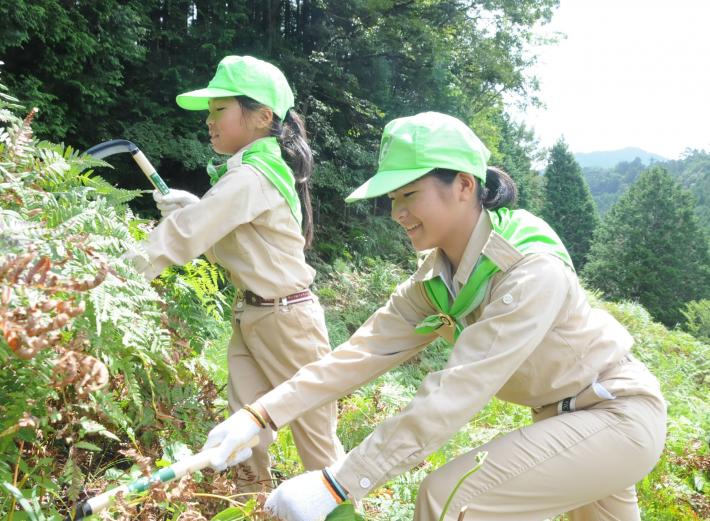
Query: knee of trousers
416 462 496 520
416 469 457 518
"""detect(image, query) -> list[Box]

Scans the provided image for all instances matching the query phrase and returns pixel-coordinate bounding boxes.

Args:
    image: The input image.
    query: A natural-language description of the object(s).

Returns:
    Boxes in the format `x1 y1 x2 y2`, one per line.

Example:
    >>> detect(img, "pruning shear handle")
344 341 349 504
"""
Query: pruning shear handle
84 139 170 195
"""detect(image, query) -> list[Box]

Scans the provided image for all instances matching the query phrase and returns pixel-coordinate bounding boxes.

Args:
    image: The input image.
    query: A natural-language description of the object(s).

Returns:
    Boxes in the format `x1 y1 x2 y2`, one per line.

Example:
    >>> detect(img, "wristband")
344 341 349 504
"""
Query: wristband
243 404 267 429
322 468 348 502
321 474 343 504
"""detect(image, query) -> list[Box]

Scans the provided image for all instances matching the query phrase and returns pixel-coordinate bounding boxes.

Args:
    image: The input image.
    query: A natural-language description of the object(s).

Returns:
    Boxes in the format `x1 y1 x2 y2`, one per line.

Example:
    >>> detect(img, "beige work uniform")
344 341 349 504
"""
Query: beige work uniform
257 211 666 520
140 144 344 489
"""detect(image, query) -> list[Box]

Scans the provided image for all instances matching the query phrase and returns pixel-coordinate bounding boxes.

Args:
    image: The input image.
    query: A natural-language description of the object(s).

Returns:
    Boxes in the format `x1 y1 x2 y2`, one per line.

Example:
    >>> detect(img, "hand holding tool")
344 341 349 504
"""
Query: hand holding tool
153 189 200 218
65 437 258 520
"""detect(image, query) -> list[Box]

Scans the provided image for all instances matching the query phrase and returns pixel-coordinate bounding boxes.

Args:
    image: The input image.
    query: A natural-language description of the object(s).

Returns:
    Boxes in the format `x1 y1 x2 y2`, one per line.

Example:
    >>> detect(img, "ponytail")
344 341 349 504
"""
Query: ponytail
429 166 518 210
271 110 314 249
234 96 315 249
479 166 517 210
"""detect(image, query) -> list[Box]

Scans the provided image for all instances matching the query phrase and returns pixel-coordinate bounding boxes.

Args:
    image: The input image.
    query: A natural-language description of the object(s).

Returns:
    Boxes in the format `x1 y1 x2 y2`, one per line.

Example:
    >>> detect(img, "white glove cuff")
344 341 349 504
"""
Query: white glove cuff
265 471 339 520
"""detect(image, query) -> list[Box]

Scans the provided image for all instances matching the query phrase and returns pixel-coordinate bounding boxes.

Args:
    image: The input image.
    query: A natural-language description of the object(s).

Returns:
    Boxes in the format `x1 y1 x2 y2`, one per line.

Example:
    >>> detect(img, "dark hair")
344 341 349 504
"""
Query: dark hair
235 96 314 249
429 166 517 210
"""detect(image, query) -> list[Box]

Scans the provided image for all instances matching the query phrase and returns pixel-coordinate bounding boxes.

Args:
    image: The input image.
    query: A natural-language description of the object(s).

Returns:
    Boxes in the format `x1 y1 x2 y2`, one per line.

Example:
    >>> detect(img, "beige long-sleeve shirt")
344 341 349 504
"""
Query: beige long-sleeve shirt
141 145 315 297
256 211 663 499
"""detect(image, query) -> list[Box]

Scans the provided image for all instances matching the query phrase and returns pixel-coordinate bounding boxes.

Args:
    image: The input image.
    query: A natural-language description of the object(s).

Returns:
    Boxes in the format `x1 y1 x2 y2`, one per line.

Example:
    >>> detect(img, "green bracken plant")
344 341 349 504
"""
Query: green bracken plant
0 66 258 520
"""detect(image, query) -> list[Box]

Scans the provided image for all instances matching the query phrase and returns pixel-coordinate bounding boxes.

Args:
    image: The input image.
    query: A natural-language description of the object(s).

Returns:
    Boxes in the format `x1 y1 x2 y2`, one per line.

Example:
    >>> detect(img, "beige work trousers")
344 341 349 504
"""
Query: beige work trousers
414 394 666 520
227 297 344 491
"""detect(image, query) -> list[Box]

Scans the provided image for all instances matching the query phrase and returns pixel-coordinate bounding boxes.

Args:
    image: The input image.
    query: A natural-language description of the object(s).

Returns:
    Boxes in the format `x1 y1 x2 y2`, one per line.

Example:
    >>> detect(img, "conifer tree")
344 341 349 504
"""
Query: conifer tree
496 112 544 214
583 166 710 326
541 139 600 269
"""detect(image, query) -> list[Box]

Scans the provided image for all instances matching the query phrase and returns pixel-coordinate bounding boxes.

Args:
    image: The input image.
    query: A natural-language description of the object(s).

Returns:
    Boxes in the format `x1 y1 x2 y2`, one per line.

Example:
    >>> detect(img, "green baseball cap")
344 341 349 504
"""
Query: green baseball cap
176 55 294 120
345 111 490 202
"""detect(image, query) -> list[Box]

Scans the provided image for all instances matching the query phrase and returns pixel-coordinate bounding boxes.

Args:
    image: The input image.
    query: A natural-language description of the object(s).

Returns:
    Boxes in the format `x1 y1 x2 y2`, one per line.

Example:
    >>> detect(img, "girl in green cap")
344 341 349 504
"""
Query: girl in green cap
203 111 666 521
128 55 344 490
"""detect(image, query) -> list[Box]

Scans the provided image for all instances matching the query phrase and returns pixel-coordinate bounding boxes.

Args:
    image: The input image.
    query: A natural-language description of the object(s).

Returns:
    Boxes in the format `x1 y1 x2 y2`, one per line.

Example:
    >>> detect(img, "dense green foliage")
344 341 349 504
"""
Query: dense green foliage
664 150 710 235
541 139 599 270
681 300 710 344
495 112 545 214
583 157 648 215
583 167 710 327
0 76 253 520
0 0 558 223
583 150 710 235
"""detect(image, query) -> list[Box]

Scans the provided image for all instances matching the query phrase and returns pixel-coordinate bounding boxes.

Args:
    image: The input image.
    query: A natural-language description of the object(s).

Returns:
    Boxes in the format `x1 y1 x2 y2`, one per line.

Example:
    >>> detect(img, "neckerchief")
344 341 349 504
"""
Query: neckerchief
206 137 302 226
415 208 573 344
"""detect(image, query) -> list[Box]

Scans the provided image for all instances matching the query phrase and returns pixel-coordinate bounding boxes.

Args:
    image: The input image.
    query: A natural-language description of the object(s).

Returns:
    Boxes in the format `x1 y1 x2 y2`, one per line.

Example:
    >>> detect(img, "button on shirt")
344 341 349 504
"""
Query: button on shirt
256 211 662 500
139 145 315 298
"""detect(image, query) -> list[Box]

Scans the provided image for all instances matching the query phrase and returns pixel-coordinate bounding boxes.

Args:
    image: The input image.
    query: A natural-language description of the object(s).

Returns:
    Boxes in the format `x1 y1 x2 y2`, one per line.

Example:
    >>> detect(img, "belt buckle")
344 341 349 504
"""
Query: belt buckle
235 289 246 310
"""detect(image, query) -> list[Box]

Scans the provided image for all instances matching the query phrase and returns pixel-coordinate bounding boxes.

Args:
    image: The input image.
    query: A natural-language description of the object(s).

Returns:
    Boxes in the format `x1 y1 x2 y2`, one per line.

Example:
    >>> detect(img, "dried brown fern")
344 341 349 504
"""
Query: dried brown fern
0 249 113 360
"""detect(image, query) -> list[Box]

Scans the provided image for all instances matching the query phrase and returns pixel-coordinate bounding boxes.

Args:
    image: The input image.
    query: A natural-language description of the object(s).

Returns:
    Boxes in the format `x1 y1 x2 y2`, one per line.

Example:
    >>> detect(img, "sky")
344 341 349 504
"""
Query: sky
512 0 710 160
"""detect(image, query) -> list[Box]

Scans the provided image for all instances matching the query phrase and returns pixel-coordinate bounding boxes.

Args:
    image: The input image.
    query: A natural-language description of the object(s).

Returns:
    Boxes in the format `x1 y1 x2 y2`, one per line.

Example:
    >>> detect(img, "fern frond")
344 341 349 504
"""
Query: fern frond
83 175 143 204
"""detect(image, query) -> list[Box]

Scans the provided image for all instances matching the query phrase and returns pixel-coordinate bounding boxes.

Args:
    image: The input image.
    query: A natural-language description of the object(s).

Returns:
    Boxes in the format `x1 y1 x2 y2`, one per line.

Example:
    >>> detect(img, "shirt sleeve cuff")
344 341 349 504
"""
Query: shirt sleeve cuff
139 254 169 281
256 388 307 430
328 450 382 501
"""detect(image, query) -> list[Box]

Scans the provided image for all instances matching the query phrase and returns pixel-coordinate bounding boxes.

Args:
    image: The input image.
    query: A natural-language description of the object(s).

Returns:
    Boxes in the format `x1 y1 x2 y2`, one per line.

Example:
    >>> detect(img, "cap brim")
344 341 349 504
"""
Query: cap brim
176 87 242 110
345 167 433 202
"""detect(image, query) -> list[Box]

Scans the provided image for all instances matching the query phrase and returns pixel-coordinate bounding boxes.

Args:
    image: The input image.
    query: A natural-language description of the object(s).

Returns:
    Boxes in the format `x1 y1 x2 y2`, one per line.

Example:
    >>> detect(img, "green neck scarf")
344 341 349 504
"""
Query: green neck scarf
415 208 573 344
206 137 302 226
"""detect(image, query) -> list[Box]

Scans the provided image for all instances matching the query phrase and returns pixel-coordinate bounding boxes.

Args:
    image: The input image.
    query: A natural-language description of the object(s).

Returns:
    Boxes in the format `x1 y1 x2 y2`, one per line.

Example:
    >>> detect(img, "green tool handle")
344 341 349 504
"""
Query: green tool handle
131 149 170 195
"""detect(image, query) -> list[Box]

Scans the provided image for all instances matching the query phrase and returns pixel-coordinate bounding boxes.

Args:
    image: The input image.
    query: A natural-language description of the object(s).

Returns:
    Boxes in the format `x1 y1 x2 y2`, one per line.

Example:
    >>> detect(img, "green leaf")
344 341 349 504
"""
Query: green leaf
326 502 365 520
79 418 120 441
74 441 102 452
210 499 257 520
155 458 172 468
210 506 249 520
2 482 43 521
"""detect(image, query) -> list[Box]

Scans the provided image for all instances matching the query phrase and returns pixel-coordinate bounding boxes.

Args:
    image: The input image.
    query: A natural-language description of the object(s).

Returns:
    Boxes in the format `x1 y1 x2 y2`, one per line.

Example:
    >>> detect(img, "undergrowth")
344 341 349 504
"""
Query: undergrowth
0 70 257 520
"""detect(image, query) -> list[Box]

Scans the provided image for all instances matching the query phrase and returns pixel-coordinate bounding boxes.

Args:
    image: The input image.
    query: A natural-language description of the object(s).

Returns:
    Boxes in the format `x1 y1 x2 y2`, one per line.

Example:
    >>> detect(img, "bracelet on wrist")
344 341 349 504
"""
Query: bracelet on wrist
322 468 348 502
243 404 267 429
321 474 343 504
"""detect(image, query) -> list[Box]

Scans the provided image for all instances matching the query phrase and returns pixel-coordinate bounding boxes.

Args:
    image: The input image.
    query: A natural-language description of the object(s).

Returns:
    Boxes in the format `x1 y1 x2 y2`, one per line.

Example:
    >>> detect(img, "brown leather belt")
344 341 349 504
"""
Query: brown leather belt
244 289 313 307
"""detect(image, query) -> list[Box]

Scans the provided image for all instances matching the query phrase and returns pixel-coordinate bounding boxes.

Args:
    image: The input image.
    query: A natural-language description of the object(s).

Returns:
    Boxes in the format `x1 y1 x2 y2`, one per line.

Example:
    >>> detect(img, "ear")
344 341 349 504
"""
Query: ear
254 107 274 130
456 173 477 201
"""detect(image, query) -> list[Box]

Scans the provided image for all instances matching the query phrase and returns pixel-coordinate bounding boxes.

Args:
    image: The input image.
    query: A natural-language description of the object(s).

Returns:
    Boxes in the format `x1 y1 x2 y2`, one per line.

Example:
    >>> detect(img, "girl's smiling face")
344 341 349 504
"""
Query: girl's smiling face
206 97 271 155
389 172 480 267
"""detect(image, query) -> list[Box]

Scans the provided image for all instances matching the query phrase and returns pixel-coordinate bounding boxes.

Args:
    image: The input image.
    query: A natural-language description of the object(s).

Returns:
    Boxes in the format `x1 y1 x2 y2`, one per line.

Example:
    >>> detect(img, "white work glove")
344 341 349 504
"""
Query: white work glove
153 189 199 218
265 470 340 521
202 409 263 472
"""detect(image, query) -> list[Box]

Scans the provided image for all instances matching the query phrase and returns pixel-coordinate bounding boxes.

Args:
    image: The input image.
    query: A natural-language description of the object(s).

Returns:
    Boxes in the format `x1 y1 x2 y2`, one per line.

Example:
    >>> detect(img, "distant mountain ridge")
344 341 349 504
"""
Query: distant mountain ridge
574 147 666 169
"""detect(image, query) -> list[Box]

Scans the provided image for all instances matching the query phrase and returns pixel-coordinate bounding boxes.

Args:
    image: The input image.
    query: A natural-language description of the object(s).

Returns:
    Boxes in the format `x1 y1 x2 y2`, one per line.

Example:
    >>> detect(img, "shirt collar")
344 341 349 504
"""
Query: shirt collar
227 136 276 168
411 210 492 286
453 210 491 286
